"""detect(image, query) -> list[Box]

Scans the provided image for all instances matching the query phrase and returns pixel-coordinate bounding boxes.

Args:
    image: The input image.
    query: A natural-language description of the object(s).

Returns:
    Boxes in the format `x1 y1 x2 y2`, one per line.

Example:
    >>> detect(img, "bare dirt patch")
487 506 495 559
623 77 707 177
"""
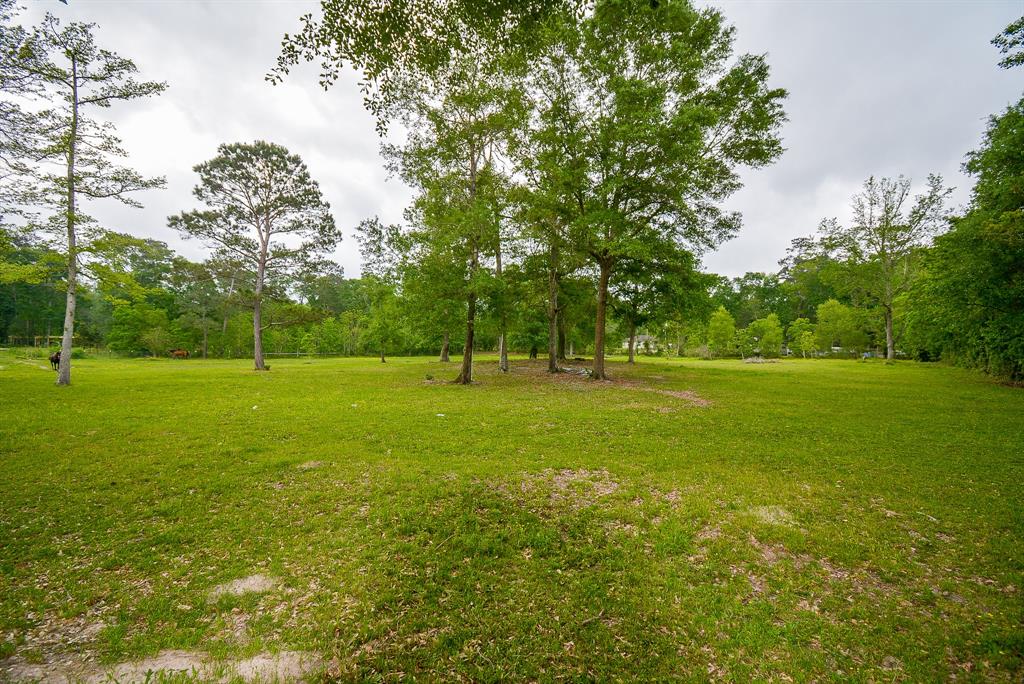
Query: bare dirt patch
493 468 621 511
209 573 278 600
233 651 322 682
296 460 323 470
747 535 891 596
1 649 322 683
749 505 794 526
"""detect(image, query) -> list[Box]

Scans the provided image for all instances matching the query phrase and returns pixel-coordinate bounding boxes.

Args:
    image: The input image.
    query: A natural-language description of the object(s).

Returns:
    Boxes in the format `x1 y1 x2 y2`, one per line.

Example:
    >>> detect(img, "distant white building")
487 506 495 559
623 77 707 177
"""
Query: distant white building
622 334 657 350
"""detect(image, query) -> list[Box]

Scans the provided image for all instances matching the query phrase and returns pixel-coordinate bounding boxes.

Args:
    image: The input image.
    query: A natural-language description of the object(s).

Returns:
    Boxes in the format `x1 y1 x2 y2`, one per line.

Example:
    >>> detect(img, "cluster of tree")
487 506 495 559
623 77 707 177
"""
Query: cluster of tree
279 0 788 381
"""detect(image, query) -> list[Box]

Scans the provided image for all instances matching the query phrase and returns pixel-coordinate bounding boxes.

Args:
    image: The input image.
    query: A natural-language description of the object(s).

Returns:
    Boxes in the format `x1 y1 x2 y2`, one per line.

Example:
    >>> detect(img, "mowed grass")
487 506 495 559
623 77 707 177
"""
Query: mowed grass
0 351 1022 682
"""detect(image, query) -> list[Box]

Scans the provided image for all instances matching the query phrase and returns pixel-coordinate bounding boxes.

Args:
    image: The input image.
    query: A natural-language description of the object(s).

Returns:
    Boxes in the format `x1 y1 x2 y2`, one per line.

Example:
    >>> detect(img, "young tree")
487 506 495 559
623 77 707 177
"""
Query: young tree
820 175 951 361
6 14 166 385
813 299 869 354
707 306 735 359
787 317 815 358
530 1 786 379
748 313 783 358
385 55 524 384
169 141 339 371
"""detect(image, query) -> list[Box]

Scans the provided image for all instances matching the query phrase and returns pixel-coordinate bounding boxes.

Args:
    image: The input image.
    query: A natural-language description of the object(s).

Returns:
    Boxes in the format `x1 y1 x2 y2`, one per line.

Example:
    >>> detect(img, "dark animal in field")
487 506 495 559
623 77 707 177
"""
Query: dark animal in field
170 349 190 359
49 351 60 370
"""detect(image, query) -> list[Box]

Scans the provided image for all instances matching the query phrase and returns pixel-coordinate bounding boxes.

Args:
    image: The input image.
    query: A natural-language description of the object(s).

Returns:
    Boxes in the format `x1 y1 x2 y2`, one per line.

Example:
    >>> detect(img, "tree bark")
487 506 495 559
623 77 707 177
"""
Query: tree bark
57 59 79 387
455 146 479 385
627 321 636 364
496 232 508 373
498 333 508 372
455 290 476 383
592 259 612 380
380 347 386 363
202 318 208 359
252 294 266 370
547 255 559 373
557 314 567 361
439 331 450 362
885 306 895 361
252 218 271 371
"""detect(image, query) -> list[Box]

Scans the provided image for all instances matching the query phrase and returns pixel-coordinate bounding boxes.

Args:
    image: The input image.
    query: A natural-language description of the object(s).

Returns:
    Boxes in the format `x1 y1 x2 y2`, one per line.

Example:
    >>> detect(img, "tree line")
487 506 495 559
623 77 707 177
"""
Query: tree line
2 1 1021 383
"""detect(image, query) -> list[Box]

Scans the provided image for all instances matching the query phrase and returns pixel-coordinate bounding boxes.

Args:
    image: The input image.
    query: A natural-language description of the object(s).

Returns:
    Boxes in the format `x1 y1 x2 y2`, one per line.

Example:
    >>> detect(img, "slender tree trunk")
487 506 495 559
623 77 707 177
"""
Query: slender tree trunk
380 347 386 363
547 255 559 373
455 147 480 385
202 318 208 359
253 268 267 371
439 331 450 362
57 62 79 387
592 259 612 380
557 314 567 361
495 232 508 373
498 333 508 372
456 290 476 383
252 294 265 370
627 321 636 364
569 340 574 358
885 306 895 361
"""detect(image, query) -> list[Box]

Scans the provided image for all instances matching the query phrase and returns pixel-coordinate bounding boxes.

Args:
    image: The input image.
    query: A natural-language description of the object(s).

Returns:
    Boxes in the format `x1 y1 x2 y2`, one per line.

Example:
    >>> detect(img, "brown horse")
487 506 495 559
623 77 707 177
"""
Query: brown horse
49 351 60 370
169 349 190 359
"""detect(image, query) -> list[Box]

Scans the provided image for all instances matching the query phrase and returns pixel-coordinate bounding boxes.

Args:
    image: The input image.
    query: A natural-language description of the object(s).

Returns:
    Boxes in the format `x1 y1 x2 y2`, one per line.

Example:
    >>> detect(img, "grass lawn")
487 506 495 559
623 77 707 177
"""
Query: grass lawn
1 351 1022 682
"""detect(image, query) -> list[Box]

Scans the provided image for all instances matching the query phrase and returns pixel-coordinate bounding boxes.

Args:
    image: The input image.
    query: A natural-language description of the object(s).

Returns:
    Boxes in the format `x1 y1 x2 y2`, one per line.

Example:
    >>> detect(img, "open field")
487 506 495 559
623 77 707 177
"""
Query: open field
1 352 1022 682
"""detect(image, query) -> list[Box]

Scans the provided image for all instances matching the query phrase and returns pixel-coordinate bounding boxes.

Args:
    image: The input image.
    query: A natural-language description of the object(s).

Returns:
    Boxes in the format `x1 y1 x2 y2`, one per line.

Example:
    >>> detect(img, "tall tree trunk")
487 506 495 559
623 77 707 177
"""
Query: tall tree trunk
557 314 567 361
253 225 270 371
252 295 266 370
547 255 559 373
592 259 612 380
885 306 895 361
569 340 574 358
456 290 476 383
496 238 508 373
439 331 450 362
455 148 479 385
627 321 636 364
498 333 508 372
380 347 386 363
202 318 208 359
57 61 79 387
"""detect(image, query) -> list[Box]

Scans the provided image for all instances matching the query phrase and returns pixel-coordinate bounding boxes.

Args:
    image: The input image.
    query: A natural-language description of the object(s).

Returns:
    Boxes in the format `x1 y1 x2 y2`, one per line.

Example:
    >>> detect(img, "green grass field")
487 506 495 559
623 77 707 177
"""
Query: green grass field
1 352 1022 682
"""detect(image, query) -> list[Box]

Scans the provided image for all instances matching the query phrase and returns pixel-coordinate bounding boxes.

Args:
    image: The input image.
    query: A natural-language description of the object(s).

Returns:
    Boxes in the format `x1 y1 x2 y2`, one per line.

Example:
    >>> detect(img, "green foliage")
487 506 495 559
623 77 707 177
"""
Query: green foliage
747 313 783 358
786 317 816 358
905 96 1024 379
993 15 1024 69
707 306 735 358
814 299 870 353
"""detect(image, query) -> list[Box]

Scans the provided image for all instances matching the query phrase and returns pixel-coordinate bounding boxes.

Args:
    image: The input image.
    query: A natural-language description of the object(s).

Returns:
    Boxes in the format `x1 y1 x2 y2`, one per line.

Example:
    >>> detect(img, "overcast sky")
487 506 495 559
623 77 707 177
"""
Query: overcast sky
16 0 1024 277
